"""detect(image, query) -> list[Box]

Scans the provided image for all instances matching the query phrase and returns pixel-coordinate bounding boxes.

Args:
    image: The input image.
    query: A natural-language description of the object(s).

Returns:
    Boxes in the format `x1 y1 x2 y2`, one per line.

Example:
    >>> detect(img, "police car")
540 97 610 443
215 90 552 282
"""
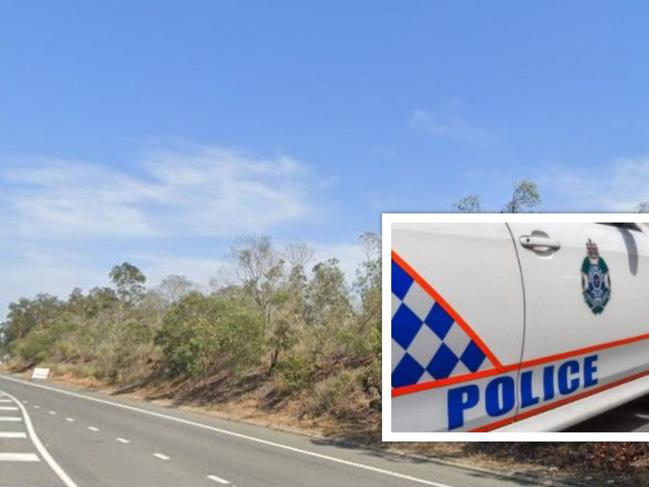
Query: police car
388 219 649 432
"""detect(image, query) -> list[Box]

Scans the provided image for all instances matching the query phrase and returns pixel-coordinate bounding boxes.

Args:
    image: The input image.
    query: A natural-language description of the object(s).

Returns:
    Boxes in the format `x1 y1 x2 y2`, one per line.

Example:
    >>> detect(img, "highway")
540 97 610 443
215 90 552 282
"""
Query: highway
0 375 541 487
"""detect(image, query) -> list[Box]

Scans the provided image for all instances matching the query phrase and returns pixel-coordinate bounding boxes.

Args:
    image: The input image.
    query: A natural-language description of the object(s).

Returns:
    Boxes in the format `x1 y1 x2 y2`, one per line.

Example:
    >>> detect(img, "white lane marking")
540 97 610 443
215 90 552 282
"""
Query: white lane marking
0 376 453 487
116 437 130 444
0 452 40 462
207 474 231 484
0 417 22 422
0 432 27 438
33 405 40 409
0 399 13 403
0 390 79 487
48 410 57 415
153 453 170 460
0 407 18 411
65 417 75 422
87 426 99 432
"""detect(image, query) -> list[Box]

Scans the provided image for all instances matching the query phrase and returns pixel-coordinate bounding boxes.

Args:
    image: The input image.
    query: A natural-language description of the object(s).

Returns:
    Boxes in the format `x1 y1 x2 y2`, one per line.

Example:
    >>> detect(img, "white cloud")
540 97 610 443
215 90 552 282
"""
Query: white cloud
1 145 314 239
547 156 649 211
410 109 490 144
0 245 108 321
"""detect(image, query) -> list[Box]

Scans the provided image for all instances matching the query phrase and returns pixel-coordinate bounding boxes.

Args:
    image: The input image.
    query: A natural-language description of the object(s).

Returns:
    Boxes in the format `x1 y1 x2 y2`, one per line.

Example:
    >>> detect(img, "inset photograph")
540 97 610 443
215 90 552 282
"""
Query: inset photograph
383 215 649 438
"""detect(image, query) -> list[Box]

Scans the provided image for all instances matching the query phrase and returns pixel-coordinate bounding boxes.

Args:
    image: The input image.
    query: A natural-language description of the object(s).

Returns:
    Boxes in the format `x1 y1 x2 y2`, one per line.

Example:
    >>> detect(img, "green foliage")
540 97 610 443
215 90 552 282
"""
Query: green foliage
451 178 542 213
3 237 383 420
451 194 481 213
110 262 146 305
504 179 541 213
275 349 314 393
155 292 264 378
3 294 64 344
306 258 352 328
12 316 75 364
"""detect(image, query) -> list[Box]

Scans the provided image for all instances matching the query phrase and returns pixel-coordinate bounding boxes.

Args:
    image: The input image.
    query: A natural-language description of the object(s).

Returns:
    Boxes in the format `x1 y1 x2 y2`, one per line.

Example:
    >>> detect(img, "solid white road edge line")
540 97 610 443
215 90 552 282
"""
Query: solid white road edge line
0 417 22 422
207 474 231 484
0 376 453 487
0 407 18 411
0 389 79 487
153 453 170 460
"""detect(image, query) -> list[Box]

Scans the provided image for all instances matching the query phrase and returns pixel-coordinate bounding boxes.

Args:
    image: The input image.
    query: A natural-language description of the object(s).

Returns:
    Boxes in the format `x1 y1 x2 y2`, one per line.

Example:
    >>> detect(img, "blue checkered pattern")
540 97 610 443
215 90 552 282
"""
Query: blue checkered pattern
391 258 492 388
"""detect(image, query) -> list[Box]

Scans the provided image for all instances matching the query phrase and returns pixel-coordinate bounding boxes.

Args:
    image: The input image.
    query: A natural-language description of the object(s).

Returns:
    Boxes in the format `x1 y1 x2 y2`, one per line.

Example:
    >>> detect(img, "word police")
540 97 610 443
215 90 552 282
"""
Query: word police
447 355 599 430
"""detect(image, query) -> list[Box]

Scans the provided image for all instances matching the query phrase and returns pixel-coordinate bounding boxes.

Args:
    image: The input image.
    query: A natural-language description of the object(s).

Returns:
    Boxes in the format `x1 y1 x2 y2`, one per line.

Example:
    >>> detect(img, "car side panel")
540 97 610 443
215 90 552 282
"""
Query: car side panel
391 223 524 431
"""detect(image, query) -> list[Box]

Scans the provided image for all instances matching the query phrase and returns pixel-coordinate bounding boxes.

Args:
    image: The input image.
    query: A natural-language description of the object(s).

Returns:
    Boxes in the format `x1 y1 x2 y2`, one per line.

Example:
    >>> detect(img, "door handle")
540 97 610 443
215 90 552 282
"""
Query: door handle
519 235 561 251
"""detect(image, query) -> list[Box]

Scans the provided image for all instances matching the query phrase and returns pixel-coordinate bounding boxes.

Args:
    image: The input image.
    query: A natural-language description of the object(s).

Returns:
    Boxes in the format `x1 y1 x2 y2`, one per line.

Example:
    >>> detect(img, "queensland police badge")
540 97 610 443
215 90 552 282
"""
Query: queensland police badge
581 239 611 314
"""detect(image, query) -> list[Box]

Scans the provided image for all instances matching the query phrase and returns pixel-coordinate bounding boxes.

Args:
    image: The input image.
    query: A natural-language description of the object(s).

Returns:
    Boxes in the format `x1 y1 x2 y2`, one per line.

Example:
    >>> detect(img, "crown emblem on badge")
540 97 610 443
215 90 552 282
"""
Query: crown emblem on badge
586 239 599 258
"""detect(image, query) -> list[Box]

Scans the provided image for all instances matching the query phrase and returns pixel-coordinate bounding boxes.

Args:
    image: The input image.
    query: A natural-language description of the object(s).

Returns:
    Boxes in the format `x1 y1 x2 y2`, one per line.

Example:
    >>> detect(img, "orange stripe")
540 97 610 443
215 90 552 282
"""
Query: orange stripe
391 250 503 369
392 366 513 397
392 330 649 397
518 331 649 369
471 368 649 432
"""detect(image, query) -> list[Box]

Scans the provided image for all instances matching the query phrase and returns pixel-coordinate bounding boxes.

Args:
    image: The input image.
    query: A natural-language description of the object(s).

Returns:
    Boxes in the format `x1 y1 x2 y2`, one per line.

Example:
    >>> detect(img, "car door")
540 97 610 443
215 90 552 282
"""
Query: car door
507 222 649 428
390 222 525 432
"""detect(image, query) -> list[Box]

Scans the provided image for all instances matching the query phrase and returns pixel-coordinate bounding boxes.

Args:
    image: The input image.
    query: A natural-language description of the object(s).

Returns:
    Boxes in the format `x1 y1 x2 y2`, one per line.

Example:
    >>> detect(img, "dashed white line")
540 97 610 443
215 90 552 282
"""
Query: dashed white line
65 417 75 422
0 376 454 487
0 399 13 403
32 405 40 409
48 410 57 415
153 453 170 460
0 452 40 462
0 432 27 438
206 474 231 484
0 407 18 411
116 437 130 444
87 426 99 432
0 417 22 422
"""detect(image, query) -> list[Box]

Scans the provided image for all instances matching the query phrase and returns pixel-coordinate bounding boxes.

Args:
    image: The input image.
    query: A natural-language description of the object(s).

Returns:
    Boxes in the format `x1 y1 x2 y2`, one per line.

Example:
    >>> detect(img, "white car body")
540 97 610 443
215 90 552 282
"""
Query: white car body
387 218 649 433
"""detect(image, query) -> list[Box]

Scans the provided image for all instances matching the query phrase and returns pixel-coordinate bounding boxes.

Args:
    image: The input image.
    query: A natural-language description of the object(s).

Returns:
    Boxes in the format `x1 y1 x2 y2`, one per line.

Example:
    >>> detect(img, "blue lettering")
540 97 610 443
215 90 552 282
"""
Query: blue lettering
583 355 598 387
486 376 515 417
443 355 601 431
558 360 580 394
447 385 479 430
543 365 555 401
520 370 539 408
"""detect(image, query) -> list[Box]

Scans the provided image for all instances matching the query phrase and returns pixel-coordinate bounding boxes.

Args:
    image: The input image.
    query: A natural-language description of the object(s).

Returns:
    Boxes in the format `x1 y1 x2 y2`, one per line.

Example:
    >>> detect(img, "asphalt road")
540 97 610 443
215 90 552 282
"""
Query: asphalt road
0 375 541 487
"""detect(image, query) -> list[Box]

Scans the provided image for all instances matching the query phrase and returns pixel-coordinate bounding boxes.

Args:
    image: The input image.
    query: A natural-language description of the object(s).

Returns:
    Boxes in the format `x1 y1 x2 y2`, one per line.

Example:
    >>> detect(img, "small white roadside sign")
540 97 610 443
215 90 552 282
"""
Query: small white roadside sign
31 367 50 380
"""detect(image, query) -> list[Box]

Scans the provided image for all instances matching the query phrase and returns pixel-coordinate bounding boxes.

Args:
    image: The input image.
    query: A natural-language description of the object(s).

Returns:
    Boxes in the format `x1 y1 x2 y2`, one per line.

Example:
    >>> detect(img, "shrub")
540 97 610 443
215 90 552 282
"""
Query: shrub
155 292 264 378
275 349 314 393
12 317 75 365
303 370 358 418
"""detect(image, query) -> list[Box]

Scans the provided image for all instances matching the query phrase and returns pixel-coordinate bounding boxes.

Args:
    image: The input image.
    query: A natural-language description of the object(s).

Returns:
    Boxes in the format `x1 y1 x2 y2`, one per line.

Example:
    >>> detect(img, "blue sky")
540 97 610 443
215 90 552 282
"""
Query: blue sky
2 1 649 317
